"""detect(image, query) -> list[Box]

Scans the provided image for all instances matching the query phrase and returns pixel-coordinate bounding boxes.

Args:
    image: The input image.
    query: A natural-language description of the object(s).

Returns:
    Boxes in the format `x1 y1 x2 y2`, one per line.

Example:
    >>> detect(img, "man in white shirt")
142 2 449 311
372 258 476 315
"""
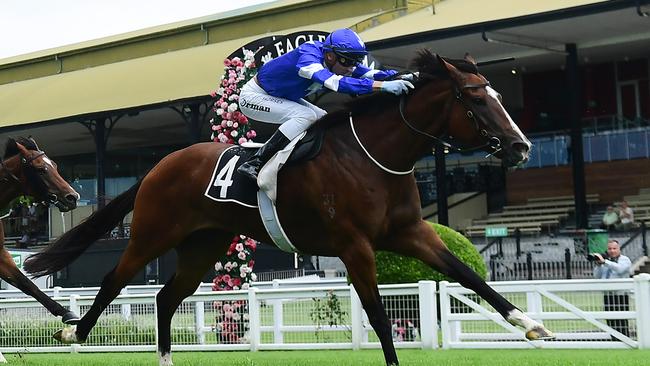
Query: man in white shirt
617 201 635 231
593 239 631 338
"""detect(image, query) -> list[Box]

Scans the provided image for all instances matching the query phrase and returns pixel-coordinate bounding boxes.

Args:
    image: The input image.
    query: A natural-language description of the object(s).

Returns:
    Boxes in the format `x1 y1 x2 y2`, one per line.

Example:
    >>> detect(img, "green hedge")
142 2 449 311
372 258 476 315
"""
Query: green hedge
376 222 487 284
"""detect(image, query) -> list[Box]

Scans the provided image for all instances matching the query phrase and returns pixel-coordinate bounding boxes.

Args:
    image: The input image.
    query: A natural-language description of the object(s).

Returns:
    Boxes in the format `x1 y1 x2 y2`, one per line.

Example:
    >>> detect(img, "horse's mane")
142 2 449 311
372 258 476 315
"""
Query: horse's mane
315 49 479 127
3 137 38 159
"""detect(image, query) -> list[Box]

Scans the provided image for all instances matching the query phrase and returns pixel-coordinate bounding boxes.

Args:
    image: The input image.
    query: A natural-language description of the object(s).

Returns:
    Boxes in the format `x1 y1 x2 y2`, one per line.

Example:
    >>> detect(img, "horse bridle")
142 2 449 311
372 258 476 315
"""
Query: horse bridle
0 150 50 198
398 78 503 156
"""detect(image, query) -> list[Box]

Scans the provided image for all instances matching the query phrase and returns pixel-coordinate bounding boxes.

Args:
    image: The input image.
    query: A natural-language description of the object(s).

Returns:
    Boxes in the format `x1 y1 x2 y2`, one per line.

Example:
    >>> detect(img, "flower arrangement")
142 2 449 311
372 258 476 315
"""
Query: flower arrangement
210 48 258 144
211 235 258 344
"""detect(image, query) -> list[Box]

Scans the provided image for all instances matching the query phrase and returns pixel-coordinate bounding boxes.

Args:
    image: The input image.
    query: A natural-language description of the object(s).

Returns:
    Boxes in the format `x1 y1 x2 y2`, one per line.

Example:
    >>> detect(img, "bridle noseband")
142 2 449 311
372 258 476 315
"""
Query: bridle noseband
398 78 503 156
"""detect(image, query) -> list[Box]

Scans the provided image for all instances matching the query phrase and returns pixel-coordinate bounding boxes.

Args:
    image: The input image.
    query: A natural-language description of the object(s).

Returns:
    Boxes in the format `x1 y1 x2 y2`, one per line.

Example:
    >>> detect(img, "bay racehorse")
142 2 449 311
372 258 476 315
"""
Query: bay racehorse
0 137 80 324
25 51 554 365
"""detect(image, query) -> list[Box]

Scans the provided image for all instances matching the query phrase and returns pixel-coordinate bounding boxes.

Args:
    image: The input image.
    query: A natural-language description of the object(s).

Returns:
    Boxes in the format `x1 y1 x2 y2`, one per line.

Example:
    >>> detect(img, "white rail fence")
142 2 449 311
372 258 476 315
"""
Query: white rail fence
1 275 649 354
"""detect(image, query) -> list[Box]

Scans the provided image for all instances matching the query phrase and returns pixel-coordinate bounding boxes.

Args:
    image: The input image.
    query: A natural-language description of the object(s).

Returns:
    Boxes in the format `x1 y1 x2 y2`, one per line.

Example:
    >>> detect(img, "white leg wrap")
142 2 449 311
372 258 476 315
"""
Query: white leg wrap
506 309 540 330
60 325 79 344
159 351 173 366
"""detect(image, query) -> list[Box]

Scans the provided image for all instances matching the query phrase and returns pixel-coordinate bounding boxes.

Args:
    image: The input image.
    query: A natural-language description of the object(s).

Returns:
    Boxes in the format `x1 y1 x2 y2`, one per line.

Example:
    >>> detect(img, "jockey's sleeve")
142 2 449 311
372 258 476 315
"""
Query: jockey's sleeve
352 64 398 81
296 48 374 95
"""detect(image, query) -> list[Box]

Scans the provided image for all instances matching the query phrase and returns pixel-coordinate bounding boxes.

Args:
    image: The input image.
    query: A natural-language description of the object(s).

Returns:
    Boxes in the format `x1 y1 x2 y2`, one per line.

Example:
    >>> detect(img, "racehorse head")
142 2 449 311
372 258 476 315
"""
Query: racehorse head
2 137 79 212
411 50 531 167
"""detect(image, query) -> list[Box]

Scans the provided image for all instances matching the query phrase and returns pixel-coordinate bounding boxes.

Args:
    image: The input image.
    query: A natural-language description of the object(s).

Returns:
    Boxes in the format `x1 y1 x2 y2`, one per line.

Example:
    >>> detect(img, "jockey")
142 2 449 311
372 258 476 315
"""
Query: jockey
237 28 415 181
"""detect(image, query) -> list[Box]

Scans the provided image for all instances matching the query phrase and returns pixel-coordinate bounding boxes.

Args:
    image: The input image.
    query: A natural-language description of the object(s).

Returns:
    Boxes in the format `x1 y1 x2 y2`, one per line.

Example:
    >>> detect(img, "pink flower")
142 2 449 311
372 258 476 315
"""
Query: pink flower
235 243 244 252
248 260 255 268
224 59 231 66
210 90 217 97
238 137 247 145
237 251 247 260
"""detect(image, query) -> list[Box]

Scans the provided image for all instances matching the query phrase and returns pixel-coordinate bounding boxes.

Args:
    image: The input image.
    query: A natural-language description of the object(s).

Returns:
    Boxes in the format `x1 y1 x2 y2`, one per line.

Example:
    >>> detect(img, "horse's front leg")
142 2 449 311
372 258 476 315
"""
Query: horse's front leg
340 238 399 366
391 220 554 340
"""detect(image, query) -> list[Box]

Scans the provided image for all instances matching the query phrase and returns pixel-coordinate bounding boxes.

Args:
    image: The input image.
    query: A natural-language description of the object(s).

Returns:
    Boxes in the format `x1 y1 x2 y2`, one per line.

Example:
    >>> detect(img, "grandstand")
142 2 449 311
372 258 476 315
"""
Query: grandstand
463 194 600 237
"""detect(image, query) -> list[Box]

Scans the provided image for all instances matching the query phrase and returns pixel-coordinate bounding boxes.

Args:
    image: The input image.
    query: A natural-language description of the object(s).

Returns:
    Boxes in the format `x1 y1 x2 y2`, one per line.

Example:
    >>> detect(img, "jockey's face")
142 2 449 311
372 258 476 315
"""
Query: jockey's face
324 51 354 76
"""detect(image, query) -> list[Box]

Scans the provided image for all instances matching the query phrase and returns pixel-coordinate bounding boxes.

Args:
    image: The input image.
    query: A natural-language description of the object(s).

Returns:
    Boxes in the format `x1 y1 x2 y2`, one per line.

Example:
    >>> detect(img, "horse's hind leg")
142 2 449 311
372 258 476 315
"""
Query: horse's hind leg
340 239 399 366
0 234 78 324
156 230 231 366
392 220 554 340
55 228 186 343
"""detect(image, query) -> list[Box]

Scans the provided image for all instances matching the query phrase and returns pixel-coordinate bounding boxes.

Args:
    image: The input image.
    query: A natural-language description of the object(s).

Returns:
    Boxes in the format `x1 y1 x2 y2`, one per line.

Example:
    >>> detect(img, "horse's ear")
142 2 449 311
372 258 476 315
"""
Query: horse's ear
437 55 464 83
14 140 30 157
464 52 477 65
28 136 40 151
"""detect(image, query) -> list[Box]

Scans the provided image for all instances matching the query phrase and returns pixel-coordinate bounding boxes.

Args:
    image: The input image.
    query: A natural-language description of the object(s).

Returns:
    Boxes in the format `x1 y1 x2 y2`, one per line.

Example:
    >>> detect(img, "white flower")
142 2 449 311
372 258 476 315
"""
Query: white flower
235 243 244 252
237 251 247 260
242 283 250 290
231 262 238 268
233 122 239 128
226 120 233 127
216 108 224 116
251 273 257 281
240 264 248 273
244 60 252 68
214 262 223 271
232 285 240 291
228 103 238 112
217 87 225 96
231 130 238 138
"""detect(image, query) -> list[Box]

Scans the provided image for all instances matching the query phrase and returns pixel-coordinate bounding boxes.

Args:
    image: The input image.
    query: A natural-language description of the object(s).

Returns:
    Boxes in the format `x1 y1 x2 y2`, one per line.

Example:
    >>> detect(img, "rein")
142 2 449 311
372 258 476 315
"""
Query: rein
398 81 502 156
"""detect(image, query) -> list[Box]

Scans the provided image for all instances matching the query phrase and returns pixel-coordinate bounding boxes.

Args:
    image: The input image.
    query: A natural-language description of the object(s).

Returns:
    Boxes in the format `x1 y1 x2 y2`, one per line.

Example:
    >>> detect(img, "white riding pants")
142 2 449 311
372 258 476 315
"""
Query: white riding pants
239 78 327 140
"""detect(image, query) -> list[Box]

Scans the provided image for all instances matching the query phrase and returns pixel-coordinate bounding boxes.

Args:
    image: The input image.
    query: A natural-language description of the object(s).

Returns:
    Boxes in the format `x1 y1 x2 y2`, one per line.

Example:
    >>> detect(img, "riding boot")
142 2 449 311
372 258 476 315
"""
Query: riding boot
237 130 291 181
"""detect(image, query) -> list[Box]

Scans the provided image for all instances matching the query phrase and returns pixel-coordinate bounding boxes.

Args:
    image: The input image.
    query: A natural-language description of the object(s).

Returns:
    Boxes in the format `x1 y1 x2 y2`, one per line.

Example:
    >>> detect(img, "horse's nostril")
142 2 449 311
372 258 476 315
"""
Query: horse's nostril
65 194 77 203
512 142 529 154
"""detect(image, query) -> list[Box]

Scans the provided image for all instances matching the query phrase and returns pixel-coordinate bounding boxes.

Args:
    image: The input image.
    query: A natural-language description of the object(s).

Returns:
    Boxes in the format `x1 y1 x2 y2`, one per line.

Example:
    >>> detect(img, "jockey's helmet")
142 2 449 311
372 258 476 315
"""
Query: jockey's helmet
323 29 367 64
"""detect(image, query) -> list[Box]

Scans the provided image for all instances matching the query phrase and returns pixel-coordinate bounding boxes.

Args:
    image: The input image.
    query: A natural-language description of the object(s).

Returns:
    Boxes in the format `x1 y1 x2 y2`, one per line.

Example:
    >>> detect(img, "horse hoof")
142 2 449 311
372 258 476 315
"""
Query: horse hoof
526 326 555 340
62 311 80 325
53 325 84 344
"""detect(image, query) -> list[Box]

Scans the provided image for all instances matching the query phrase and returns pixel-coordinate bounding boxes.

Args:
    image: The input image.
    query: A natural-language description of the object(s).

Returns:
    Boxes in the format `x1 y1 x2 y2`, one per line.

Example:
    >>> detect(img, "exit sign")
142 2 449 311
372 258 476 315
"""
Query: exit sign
485 227 508 237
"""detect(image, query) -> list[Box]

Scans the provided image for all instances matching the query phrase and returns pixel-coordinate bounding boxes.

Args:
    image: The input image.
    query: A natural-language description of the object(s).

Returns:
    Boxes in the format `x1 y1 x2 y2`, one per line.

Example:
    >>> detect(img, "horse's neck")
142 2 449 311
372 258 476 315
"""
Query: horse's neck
0 157 23 207
348 86 453 171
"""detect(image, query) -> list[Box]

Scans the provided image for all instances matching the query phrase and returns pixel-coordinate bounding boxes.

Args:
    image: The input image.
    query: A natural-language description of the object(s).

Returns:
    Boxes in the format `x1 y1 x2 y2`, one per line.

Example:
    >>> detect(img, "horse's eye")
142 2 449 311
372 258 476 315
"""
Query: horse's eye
472 97 485 105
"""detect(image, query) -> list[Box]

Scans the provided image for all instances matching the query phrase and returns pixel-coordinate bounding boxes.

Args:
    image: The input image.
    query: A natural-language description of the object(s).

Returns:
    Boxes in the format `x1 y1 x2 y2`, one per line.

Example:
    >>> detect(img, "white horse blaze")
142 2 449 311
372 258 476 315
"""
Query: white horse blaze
486 86 531 150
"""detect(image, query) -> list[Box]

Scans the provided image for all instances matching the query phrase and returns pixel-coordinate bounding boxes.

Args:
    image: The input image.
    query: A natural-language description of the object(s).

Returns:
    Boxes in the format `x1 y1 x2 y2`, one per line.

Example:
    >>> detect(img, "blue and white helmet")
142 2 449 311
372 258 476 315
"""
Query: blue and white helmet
323 28 367 60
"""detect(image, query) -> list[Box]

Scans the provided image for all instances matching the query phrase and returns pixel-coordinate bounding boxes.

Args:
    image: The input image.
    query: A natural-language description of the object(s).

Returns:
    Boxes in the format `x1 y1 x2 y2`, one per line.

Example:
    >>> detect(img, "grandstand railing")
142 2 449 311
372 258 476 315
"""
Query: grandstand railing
1 276 650 353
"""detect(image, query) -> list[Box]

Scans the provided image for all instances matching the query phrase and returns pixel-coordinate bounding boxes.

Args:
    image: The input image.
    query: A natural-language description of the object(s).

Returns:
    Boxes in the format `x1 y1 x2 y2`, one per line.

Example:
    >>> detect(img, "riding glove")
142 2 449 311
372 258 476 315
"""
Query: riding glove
380 80 415 95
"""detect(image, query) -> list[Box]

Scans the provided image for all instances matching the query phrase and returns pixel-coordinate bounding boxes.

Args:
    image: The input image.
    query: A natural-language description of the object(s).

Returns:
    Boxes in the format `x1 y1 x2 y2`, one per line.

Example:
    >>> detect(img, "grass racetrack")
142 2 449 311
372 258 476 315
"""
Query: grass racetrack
3 349 650 366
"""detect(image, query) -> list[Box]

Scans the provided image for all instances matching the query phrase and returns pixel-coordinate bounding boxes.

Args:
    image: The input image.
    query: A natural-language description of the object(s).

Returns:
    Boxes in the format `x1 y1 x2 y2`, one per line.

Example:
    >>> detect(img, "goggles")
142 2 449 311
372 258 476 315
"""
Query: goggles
334 52 363 67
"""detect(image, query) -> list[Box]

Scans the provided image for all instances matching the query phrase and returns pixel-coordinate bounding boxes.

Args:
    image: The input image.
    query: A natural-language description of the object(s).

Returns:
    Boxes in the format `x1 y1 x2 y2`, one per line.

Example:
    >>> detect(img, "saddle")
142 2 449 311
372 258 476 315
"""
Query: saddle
204 125 325 208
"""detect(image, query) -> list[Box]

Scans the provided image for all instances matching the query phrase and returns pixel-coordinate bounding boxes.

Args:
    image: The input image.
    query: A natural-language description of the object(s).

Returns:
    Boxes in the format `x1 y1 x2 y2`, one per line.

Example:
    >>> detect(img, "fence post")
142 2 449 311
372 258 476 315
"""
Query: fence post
515 229 521 258
526 252 533 280
438 281 451 349
248 287 260 351
642 223 648 256
0 351 5 363
564 248 572 279
120 288 131 321
195 300 205 345
69 294 80 319
634 273 650 349
272 280 283 344
418 281 438 349
350 285 363 350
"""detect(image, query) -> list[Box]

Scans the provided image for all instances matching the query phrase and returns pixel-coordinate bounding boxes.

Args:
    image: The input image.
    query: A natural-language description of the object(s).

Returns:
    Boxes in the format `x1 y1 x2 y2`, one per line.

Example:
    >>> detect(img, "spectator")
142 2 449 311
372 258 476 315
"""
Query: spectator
617 201 635 231
600 205 619 231
592 239 631 338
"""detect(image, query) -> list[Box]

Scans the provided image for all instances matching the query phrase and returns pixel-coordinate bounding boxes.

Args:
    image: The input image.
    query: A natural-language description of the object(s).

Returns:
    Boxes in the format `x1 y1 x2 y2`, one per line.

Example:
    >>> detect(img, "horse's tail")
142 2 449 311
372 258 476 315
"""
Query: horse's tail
24 179 143 277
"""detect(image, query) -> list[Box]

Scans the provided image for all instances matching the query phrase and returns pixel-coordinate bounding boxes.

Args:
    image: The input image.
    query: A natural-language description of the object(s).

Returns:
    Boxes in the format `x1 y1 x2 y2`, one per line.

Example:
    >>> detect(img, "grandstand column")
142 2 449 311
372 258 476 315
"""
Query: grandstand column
82 117 118 209
566 43 588 229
